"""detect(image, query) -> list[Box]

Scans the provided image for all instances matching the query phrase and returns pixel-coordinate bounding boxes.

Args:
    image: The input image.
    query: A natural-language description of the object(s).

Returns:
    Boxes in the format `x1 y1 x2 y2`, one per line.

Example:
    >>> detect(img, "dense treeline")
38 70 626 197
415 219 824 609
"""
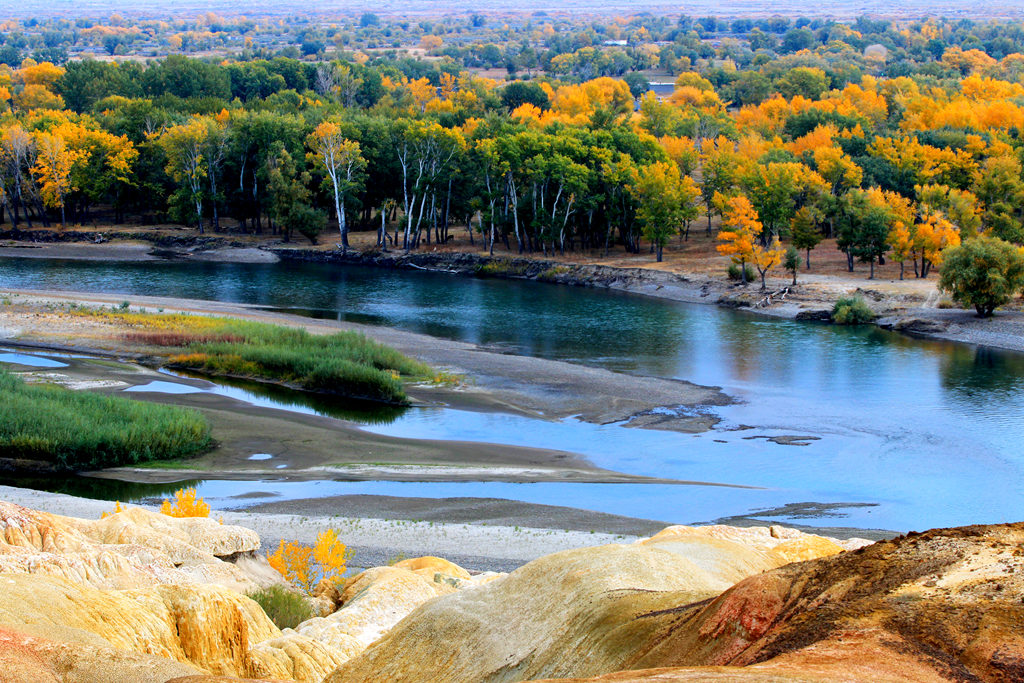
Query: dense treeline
7 10 1024 82
3 15 1024 281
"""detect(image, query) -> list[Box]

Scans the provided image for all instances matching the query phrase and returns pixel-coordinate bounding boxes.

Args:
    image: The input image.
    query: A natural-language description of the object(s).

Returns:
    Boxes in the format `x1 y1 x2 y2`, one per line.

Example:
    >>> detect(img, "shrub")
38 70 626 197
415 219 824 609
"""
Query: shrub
832 296 876 324
101 501 128 518
0 369 212 470
939 236 1024 317
268 529 353 593
727 262 756 282
248 585 313 630
160 487 211 517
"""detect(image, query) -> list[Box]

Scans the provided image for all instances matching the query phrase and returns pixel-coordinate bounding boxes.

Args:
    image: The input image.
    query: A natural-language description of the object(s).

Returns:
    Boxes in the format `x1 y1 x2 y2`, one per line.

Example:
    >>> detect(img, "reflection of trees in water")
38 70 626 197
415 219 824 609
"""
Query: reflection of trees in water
474 281 689 377
940 344 1024 399
174 370 408 425
7 475 199 502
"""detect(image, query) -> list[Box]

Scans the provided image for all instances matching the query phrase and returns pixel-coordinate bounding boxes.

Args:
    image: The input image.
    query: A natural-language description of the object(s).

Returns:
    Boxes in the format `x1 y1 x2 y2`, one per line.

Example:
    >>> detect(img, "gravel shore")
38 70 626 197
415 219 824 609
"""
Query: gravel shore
0 484 645 572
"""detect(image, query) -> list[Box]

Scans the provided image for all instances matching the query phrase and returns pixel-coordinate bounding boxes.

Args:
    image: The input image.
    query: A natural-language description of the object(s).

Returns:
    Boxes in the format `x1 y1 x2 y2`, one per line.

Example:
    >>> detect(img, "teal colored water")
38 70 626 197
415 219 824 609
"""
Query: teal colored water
1 257 1022 531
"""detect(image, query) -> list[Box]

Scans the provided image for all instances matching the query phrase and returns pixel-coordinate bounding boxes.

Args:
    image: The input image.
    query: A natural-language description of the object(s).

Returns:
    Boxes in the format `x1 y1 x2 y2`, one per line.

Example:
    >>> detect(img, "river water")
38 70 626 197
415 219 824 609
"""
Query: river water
1 257 1022 532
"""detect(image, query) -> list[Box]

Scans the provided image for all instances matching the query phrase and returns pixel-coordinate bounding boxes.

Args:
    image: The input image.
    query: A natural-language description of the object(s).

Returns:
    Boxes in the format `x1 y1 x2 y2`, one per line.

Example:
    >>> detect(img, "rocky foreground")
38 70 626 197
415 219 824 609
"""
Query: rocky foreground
0 500 1020 683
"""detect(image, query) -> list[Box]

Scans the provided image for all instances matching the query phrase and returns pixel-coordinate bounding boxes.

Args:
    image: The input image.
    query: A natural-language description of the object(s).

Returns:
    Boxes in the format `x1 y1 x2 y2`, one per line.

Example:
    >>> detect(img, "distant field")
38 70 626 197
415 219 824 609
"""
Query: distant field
10 0 1024 20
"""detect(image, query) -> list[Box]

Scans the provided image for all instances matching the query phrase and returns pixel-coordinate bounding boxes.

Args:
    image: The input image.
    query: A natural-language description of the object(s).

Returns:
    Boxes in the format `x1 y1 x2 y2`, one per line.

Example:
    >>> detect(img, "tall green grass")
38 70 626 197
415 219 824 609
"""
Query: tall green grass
125 317 432 404
248 585 313 630
0 369 213 471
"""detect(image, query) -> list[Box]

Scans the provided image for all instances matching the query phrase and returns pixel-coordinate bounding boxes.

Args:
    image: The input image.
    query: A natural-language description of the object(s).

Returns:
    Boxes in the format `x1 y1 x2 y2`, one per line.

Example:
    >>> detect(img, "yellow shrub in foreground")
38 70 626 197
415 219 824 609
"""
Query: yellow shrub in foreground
268 528 352 593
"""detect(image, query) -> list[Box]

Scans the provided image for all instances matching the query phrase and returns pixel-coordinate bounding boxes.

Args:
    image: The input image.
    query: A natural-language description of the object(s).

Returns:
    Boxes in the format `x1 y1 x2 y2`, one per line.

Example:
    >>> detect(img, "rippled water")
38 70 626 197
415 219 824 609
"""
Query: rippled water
1 257 1022 530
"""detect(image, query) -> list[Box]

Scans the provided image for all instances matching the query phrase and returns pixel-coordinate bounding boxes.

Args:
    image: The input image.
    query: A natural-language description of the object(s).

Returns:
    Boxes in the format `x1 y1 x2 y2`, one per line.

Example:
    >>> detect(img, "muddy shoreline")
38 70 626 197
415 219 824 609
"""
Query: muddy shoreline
0 339 740 488
0 287 731 432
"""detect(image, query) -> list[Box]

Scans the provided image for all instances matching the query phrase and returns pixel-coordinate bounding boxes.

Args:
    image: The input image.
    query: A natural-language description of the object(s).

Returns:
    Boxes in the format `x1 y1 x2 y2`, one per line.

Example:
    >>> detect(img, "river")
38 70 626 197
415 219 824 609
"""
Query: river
1 257 1022 532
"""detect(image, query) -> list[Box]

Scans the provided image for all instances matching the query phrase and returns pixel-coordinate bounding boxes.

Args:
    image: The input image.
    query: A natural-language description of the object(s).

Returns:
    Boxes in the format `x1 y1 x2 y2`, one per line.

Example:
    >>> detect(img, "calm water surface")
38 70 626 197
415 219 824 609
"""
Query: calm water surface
1 258 1022 531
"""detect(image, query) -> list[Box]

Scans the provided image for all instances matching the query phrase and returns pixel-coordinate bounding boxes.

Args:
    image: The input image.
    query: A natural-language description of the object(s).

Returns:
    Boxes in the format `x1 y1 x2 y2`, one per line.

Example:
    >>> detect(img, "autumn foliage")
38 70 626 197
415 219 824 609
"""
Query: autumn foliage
268 529 353 593
4 17 1024 299
160 487 211 518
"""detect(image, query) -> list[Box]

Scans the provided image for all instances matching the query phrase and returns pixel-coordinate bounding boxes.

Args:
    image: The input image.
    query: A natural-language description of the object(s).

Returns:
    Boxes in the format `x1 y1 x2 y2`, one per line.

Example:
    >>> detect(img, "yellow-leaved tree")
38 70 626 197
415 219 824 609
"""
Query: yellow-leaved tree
914 212 961 278
717 195 784 290
889 220 915 280
32 130 82 228
156 118 209 233
268 528 353 593
717 195 759 285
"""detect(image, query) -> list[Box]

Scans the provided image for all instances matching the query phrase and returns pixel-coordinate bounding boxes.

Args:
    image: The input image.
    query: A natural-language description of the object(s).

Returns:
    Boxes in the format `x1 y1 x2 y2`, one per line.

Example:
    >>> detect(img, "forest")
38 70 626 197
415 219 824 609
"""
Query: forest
2 12 1024 288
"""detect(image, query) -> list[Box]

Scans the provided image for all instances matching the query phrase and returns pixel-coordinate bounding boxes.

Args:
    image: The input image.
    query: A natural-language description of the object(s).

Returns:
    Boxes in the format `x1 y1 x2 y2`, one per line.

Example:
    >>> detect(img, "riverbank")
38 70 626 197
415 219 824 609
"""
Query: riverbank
0 484 883 574
3 235 1023 353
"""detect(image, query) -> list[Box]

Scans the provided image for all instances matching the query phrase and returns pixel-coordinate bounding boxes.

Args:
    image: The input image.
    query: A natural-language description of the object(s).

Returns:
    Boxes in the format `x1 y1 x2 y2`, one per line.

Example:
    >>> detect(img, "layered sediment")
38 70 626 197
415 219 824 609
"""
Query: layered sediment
0 496 1019 683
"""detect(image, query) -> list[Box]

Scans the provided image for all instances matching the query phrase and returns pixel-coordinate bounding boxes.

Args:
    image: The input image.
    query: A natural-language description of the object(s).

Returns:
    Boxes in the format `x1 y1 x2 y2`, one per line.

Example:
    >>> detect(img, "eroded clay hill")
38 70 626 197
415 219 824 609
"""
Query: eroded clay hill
330 524 1024 683
0 497 1020 683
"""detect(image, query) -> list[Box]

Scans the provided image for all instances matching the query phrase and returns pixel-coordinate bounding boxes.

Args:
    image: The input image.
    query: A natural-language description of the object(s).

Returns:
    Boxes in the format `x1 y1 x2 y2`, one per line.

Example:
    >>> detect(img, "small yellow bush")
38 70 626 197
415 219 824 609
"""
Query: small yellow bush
268 528 353 593
101 501 127 518
160 487 211 518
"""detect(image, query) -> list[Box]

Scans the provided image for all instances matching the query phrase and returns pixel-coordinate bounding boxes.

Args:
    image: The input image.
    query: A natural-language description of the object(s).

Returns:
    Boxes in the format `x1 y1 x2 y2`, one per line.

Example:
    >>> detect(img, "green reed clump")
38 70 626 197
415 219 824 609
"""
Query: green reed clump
0 369 212 470
248 585 313 630
120 316 431 404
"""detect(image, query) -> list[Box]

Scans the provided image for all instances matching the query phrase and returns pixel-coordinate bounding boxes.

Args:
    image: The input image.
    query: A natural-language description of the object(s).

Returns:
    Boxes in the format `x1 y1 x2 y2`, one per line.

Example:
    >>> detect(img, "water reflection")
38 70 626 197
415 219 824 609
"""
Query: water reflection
1 257 1023 530
7 474 200 501
135 369 408 426
940 344 1024 408
0 351 69 368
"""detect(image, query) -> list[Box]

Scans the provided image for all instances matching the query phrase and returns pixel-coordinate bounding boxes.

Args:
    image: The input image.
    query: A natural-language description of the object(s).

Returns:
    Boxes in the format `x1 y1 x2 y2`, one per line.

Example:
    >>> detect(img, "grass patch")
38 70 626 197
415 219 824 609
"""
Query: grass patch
248 585 313 630
75 310 432 404
0 368 213 471
477 258 528 277
537 266 570 281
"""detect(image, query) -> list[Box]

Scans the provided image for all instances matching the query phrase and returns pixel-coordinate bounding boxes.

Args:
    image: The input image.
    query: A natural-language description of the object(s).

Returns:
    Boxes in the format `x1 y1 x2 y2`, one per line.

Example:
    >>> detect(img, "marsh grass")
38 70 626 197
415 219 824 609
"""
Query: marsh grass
248 585 313 630
79 310 433 404
0 369 212 470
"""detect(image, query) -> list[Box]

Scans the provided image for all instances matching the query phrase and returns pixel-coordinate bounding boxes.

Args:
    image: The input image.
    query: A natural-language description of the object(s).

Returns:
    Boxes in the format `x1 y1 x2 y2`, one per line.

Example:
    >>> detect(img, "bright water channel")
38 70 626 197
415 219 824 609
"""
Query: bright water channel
1 257 1022 531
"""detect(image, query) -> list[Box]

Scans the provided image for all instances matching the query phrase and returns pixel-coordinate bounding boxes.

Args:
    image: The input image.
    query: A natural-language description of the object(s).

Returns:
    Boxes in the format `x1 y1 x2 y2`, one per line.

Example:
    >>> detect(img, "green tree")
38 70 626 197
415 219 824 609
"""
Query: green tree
140 55 231 100
729 71 771 105
837 189 893 278
790 206 823 268
974 156 1024 244
784 245 800 285
55 59 141 112
266 143 320 244
699 140 741 235
775 67 829 100
500 81 550 111
939 236 1024 317
622 72 651 99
